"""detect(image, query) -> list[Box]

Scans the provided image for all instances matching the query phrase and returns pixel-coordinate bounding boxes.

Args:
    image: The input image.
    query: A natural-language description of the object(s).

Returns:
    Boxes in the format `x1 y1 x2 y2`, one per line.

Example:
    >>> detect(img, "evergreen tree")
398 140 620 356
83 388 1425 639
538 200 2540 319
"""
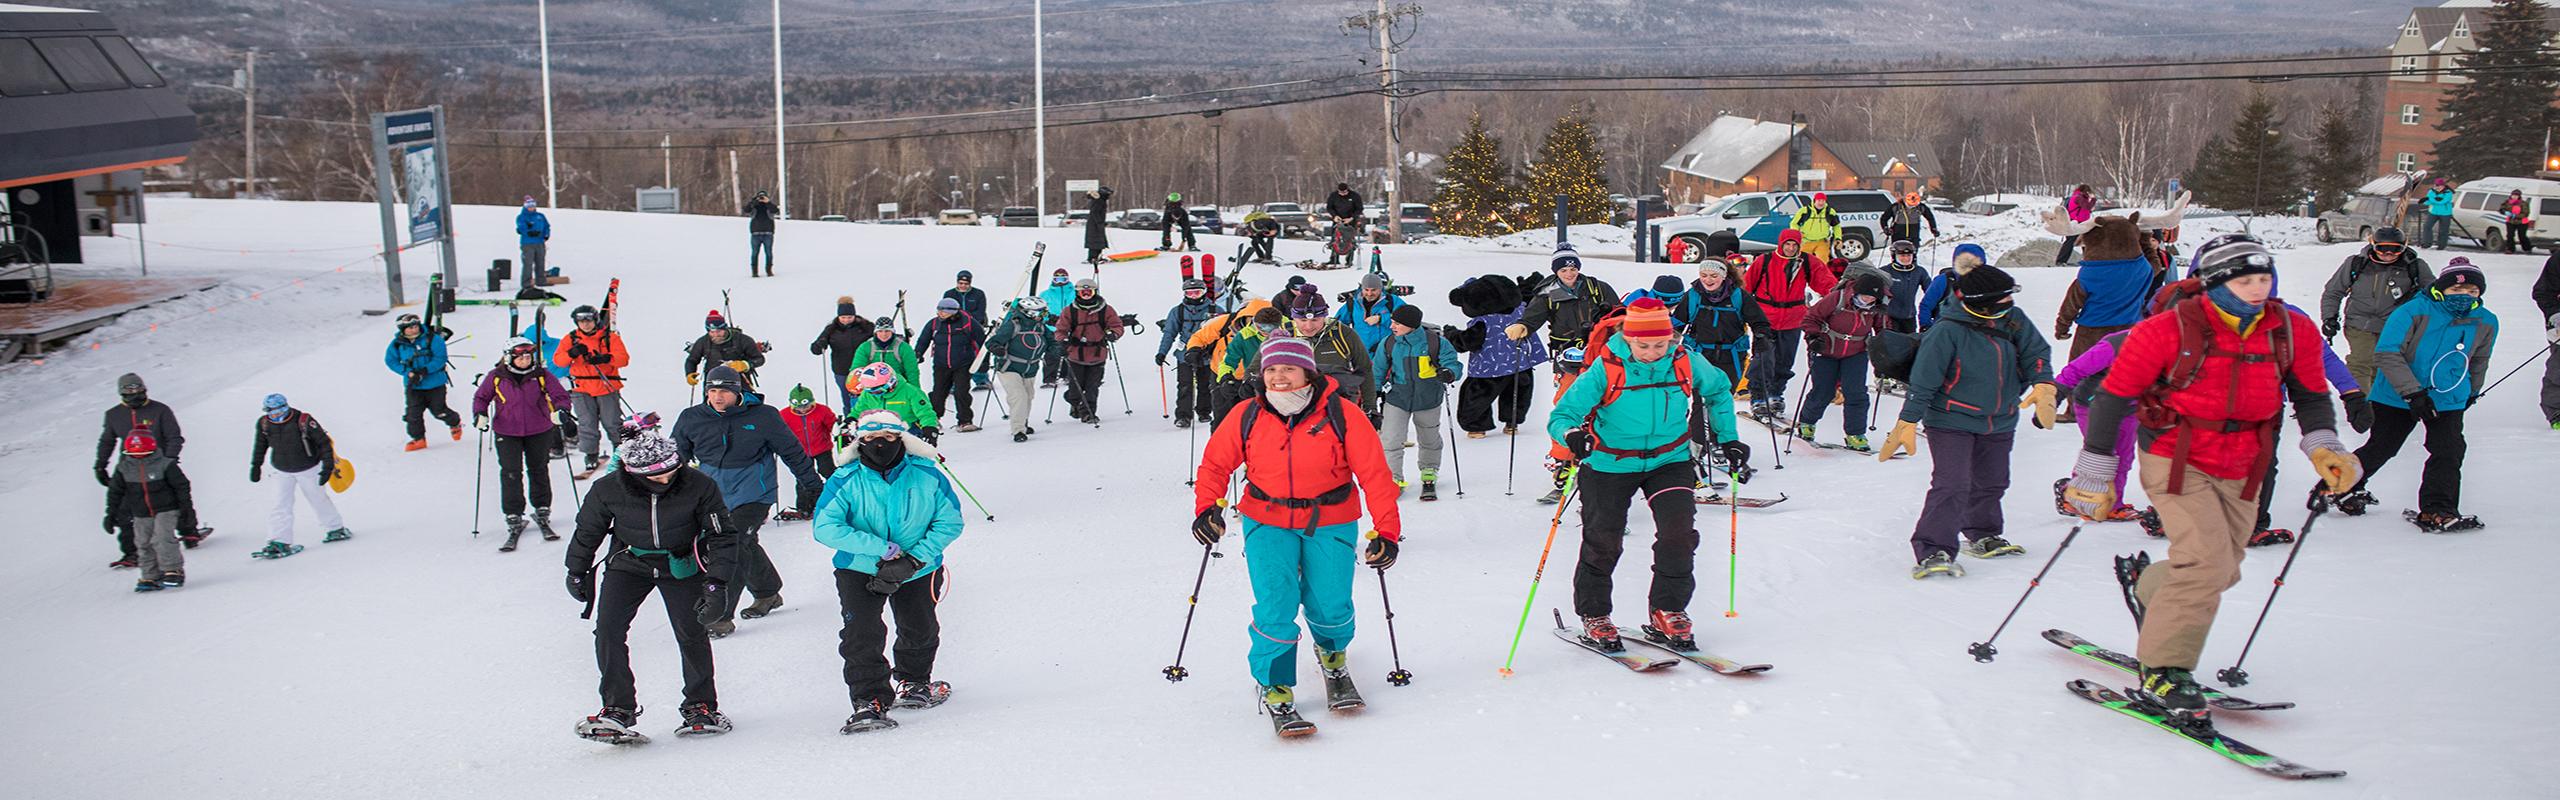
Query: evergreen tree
1522 108 1614 226
1431 114 1520 237
1935 117 1986 202
2429 0 2559 182
2306 102 2369 214
2184 92 2300 214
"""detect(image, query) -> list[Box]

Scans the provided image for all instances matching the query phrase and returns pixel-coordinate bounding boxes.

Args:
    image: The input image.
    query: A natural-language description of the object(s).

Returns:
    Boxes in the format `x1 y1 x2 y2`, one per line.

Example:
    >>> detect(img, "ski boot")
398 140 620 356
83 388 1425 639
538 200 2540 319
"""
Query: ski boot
1578 615 1625 653
2246 528 2295 547
1642 609 1697 651
322 527 352 543
1790 422 1816 441
674 703 732 737
1911 552 1965 579
404 439 428 452
157 572 184 588
739 594 784 619
893 679 952 710
499 515 526 552
2113 551 2150 626
1259 685 1317 737
583 454 604 476
535 508 560 541
109 557 136 570
1418 469 1438 502
1843 434 1871 452
1316 650 1364 710
133 579 163 593
2133 666 2212 729
576 706 648 745
450 425 465 441
839 699 898 734
1963 535 2025 558
705 619 736 639
2136 507 2165 537
2407 510 2484 532
2332 488 2376 517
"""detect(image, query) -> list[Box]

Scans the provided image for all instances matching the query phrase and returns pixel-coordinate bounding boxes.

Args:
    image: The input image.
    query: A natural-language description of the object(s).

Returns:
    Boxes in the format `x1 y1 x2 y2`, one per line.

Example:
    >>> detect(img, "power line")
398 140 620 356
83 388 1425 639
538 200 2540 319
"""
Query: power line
273 0 1264 55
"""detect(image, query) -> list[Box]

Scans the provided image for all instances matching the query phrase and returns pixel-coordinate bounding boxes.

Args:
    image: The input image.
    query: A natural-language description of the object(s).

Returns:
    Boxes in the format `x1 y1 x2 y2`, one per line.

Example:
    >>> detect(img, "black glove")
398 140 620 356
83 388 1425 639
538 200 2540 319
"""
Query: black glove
566 342 591 360
796 483 820 514
103 513 116 534
2341 390 2374 433
1154 352 1167 366
94 466 110 487
693 582 728 626
566 571 593 603
1364 535 1399 570
867 554 924 595
321 461 338 483
406 369 427 386
1191 506 1227 546
2322 320 2341 340
1720 440 1752 468
556 409 577 430
587 351 613 365
250 464 263 483
2404 391 2437 420
1564 427 1594 461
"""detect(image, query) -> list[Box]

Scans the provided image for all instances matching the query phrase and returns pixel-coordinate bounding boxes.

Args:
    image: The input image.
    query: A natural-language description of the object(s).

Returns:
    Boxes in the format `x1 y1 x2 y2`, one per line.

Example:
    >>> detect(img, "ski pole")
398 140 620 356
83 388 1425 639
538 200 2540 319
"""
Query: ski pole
1504 402 1521 496
2219 496 2329 687
1719 461 1741 618
558 436 585 513
469 425 490 537
1500 467 1580 677
1156 362 1170 418
1377 566 1414 686
2473 339 2555 399
1044 375 1061 424
937 460 995 521
1443 400 1464 498
1783 376 1816 456
1967 521 2084 662
1164 521 1226 682
1109 344 1134 415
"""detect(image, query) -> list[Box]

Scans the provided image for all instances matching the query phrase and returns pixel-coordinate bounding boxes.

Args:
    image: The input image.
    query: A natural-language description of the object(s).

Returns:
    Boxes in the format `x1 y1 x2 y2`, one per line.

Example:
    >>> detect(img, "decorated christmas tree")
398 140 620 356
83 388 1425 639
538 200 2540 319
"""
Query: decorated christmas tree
1431 114 1521 237
1523 108 1614 226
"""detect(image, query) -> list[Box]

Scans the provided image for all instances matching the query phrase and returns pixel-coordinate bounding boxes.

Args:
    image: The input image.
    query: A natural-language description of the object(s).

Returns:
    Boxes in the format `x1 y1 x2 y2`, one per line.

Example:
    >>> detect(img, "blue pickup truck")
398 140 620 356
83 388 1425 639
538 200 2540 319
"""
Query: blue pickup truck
1640 189 1893 263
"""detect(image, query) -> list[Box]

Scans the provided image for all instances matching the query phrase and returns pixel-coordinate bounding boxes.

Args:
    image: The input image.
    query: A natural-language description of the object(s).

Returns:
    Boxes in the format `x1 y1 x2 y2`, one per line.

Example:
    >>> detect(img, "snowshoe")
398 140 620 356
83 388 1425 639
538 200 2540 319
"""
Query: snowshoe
956 423 982 433
180 527 209 548
322 527 352 543
1317 651 1364 710
535 509 560 541
2113 551 2151 626
1577 615 1625 653
2246 528 2295 547
1260 686 1318 737
840 701 899 734
893 680 952 710
2332 489 2375 517
2133 666 2212 728
133 579 162 593
2405 509 2484 533
576 707 648 745
1641 609 1697 651
1963 535 2025 558
772 508 810 522
739 594 784 619
157 572 184 588
674 703 732 737
2136 507 2165 537
2053 478 2077 518
1911 552 1965 579
109 557 137 570
2108 504 2140 521
705 619 736 639
252 541 304 560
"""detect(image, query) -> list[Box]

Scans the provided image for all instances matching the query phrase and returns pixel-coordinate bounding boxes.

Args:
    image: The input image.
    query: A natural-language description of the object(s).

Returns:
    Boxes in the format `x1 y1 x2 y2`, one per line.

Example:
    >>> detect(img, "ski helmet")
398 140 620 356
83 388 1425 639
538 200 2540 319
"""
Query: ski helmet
852 363 898 394
396 313 423 329
1015 296 1049 316
618 411 663 437
2190 234 2276 288
1168 192 1182 203
787 384 815 408
618 433 683 477
505 337 540 370
1182 279 1207 297
1890 239 1917 256
121 430 158 456
572 305 599 323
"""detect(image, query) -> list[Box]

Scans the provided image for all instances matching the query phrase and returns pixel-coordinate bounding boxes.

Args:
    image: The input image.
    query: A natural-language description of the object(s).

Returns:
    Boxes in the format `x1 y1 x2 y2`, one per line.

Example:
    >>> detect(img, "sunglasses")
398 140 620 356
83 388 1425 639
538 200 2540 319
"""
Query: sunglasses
2371 243 2405 253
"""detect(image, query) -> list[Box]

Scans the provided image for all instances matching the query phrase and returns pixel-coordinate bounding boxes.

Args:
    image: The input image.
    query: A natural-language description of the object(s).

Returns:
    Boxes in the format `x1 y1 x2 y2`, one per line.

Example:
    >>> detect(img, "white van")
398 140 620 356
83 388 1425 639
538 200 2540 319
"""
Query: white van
2449 177 2560 251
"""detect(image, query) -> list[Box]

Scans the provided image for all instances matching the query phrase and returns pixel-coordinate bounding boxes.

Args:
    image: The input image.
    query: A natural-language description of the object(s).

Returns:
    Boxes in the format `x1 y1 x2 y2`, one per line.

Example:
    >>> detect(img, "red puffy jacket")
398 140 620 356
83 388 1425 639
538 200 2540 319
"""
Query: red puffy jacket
1744 229 1841 330
779 404 835 457
2100 298 2328 483
1193 377 1402 539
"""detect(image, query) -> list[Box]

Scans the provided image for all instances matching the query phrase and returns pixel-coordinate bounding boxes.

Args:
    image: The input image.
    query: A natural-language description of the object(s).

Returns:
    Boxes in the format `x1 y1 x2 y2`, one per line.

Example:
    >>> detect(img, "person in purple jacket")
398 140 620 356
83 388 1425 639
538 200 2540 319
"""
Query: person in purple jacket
474 337 577 550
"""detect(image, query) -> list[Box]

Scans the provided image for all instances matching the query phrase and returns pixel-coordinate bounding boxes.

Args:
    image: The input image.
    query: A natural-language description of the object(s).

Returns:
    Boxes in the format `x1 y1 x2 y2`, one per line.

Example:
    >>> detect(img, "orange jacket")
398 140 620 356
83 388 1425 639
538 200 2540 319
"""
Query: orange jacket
1192 376 1401 539
1187 298 1273 378
552 327 630 396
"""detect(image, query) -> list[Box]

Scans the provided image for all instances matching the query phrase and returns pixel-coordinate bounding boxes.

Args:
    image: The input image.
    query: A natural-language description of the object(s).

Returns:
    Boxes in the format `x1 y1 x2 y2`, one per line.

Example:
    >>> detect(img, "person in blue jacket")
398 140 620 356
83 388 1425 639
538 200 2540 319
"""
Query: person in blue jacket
1037 267 1079 387
2342 262 2497 531
1333 272 1410 350
516 196 551 282
670 365 822 636
384 313 463 449
1157 278 1221 427
1675 255 1770 386
1916 243 1987 331
813 409 965 734
1878 240 1929 332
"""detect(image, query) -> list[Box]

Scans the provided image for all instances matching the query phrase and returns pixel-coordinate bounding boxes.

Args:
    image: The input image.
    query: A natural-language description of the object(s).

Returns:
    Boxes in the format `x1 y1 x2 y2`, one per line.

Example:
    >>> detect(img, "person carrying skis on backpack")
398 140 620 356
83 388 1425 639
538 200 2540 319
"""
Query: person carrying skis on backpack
474 338 575 551
853 316 921 393
555 304 631 474
684 311 767 391
1548 297 1748 653
1334 273 1409 351
1793 270 1891 451
671 365 821 636
1882 264 2056 578
813 410 965 734
1373 304 1463 498
989 297 1058 442
1158 278 1221 428
915 298 986 433
2061 234 2361 724
386 314 465 452
253 392 351 558
1284 286 1380 416
108 429 189 591
565 432 742 744
1917 242 1987 332
810 297 876 413
1742 229 1841 416
1508 243 1622 381
2318 226 2433 390
1448 274 1547 438
850 362 941 443
1055 278 1125 424
1191 337 1403 737
2339 261 2496 531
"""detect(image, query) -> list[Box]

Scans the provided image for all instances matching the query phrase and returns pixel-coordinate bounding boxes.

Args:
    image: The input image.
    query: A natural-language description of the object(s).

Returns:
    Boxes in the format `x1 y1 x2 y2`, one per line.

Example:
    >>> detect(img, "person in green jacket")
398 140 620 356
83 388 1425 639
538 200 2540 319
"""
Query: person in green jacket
848 362 939 442
1546 298 1747 654
1878 265 2059 579
852 317 921 391
1371 304 1464 495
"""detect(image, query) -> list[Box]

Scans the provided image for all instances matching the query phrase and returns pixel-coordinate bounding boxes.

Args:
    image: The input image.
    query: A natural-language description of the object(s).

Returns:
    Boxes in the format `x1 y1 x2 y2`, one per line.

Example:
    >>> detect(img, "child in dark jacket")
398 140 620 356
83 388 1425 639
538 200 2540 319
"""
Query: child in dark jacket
1792 271 1891 450
108 430 191 590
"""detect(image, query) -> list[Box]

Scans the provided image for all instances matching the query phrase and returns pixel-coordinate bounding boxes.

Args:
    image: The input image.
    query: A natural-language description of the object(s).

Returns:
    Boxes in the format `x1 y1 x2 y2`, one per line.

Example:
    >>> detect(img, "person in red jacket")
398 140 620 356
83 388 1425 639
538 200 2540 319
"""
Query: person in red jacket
1792 270 1889 450
2061 234 2362 724
1189 337 1402 738
1742 228 1840 417
779 383 838 478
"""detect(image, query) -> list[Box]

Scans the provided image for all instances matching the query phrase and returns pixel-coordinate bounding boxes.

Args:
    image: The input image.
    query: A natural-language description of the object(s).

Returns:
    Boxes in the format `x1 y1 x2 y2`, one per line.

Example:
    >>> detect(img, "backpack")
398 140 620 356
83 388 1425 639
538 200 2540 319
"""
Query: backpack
1869 328 1921 382
1575 307 1706 459
2134 279 2299 499
1237 382 1350 449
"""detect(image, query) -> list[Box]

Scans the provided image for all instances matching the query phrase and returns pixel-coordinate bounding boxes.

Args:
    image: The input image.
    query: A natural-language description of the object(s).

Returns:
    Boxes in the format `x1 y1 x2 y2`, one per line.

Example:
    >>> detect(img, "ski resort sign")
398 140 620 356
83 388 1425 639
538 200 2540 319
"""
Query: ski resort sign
366 106 458 309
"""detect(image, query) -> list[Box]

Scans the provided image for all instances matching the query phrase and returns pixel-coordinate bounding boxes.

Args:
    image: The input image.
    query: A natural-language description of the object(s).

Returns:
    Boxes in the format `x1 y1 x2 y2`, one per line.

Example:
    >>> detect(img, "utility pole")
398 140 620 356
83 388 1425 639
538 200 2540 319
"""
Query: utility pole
1346 2 1420 244
538 0 557 208
661 134 672 186
771 0 788 219
244 47 257 197
1034 0 1047 220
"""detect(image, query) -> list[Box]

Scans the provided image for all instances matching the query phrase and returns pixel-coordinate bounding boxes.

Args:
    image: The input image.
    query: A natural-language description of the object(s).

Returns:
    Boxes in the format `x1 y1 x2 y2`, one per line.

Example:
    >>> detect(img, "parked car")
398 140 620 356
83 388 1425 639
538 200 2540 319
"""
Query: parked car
2449 176 2560 251
1186 206 1225 234
937 209 979 226
1258 202 1313 238
817 214 850 222
1118 209 1163 230
2316 195 2394 244
859 217 929 226
994 206 1039 227
1639 189 1893 263
1060 209 1090 228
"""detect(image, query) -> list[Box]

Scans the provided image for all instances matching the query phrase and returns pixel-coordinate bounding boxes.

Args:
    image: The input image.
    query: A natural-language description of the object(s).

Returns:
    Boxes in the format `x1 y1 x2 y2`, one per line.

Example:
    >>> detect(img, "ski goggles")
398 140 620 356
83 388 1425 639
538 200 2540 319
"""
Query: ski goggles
1183 287 1207 299
853 416 907 437
396 313 423 329
573 309 599 322
2369 243 2406 256
508 343 541 357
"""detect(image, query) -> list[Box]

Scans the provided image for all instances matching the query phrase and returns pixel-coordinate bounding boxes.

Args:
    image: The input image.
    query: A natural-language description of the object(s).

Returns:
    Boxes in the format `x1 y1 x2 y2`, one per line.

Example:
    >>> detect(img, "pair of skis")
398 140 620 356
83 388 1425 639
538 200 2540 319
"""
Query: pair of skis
2044 629 2342 780
1548 610 1772 675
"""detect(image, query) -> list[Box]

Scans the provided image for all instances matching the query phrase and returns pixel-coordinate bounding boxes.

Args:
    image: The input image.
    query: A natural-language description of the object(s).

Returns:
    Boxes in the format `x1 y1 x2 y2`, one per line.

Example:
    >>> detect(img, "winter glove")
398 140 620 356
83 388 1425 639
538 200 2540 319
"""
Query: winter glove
320 461 337 483
2340 390 2374 433
250 464 264 483
1191 504 1227 546
867 554 924 595
2403 391 2438 420
474 414 492 432
566 571 593 603
1563 427 1594 461
1364 532 1399 571
796 483 820 514
1154 352 1166 366
724 360 752 374
1504 323 1529 341
556 409 576 431
406 369 428 386
2020 382 2059 430
686 373 701 386
1718 440 1752 473
103 513 116 534
2300 430 2363 494
2321 320 2341 341
693 582 727 626
94 466 110 487
1877 419 1921 462
566 342 591 361
2062 449 2120 520
2053 323 2073 341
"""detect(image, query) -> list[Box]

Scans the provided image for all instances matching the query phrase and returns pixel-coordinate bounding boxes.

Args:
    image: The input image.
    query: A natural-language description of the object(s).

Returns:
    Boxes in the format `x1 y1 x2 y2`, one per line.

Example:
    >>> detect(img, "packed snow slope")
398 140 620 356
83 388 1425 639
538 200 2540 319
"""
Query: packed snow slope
7 199 2552 798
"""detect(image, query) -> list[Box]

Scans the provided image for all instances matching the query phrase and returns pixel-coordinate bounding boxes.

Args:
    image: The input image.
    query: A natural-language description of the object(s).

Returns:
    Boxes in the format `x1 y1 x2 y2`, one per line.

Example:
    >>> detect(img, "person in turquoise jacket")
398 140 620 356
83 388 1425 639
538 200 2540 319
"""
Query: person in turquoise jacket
1546 298 1745 654
1037 267 1079 386
1332 273 1410 350
813 409 965 733
1370 304 1464 491
2419 178 2456 250
2345 262 2497 531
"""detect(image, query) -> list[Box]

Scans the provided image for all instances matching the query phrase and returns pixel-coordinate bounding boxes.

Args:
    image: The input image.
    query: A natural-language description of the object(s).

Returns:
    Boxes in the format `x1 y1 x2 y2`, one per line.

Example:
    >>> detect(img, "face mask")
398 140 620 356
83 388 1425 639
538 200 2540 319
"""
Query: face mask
121 393 148 408
2442 293 2482 314
858 437 905 471
2205 283 2263 323
1960 296 2014 319
1264 385 1315 416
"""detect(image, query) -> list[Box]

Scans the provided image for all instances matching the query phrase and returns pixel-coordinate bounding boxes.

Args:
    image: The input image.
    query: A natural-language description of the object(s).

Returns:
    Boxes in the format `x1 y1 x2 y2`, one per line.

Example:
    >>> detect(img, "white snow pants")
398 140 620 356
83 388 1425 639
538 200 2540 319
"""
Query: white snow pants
269 464 344 545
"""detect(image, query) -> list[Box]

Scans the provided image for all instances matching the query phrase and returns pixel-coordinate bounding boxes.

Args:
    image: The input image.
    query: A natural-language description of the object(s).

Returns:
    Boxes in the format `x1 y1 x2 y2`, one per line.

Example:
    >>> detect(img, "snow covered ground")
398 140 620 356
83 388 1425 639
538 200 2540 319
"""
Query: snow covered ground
8 198 2554 797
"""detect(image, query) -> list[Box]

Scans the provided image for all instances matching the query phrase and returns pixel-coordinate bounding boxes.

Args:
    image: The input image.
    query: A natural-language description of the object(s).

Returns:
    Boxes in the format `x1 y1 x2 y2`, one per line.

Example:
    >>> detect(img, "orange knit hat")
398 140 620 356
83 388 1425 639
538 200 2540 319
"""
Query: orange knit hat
1621 297 1675 341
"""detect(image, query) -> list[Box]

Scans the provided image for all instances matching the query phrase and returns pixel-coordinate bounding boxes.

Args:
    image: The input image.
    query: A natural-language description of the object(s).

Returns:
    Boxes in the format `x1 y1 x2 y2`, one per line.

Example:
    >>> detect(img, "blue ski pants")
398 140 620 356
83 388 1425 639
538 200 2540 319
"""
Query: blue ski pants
1242 518 1359 688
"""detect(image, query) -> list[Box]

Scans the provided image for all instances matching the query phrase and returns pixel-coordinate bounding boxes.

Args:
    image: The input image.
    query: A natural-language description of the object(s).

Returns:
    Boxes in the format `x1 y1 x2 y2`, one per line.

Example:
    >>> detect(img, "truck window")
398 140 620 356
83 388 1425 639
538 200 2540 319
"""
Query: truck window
1830 194 1892 214
2458 192 2490 211
1725 197 1770 218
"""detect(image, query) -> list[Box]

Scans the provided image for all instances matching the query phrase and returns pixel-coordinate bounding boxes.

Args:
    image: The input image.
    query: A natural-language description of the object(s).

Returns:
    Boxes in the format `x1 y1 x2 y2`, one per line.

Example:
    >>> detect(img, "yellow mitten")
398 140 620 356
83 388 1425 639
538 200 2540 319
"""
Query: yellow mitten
1504 323 1529 341
1877 419 1920 462
2300 430 2363 493
686 373 701 386
2020 382 2058 430
725 359 752 374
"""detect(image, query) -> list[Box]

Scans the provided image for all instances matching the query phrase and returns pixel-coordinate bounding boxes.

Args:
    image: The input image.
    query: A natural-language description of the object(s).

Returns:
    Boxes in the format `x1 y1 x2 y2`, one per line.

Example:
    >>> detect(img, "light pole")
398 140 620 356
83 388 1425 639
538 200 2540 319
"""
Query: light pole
1204 108 1224 211
538 0 557 208
189 47 257 197
771 0 788 218
1033 0 1047 220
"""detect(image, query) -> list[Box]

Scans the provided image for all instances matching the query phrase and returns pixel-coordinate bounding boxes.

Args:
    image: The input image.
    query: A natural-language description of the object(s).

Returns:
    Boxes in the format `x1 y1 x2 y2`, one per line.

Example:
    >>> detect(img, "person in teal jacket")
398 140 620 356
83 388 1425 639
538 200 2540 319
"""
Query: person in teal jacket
2345 262 2497 531
1880 265 2057 577
986 297 1056 442
1037 267 1079 386
1370 304 1464 491
1546 298 1745 654
2419 178 2456 250
1333 273 1410 350
814 409 965 733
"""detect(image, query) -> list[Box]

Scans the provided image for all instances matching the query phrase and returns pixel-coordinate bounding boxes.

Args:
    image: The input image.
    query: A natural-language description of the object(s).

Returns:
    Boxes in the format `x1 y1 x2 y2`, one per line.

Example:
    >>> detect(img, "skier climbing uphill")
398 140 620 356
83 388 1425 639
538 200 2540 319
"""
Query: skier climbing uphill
1189 338 1402 737
2061 234 2359 723
1546 297 1747 653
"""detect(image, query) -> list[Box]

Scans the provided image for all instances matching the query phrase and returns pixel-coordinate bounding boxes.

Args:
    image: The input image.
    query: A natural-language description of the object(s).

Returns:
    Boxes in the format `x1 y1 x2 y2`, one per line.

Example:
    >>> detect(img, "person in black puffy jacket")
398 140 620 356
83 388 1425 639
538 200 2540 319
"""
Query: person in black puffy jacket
810 297 876 413
566 432 742 741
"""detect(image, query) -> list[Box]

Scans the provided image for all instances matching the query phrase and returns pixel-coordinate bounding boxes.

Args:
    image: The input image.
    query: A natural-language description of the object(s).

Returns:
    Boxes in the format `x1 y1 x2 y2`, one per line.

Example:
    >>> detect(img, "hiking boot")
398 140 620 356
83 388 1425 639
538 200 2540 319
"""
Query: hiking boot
1467 430 1487 439
1012 432 1028 443
675 703 732 737
1579 615 1624 652
1964 535 2025 558
894 680 952 710
1173 417 1192 429
2135 666 2211 723
404 439 428 452
157 572 185 588
2246 528 2295 547
1911 551 1965 579
739 594 784 619
584 454 604 474
134 579 163 593
535 508 559 541
1503 425 1519 436
1843 434 1871 452
1643 609 1696 651
956 423 982 433
840 700 898 734
450 425 465 441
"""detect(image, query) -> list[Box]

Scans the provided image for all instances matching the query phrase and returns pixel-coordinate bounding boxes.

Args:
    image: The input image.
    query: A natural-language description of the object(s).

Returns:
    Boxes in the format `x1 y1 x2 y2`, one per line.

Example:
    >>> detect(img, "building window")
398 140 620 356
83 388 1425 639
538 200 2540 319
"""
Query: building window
2452 18 2469 39
2403 20 2421 37
2397 153 2418 173
2399 55 2423 75
2402 104 2422 125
